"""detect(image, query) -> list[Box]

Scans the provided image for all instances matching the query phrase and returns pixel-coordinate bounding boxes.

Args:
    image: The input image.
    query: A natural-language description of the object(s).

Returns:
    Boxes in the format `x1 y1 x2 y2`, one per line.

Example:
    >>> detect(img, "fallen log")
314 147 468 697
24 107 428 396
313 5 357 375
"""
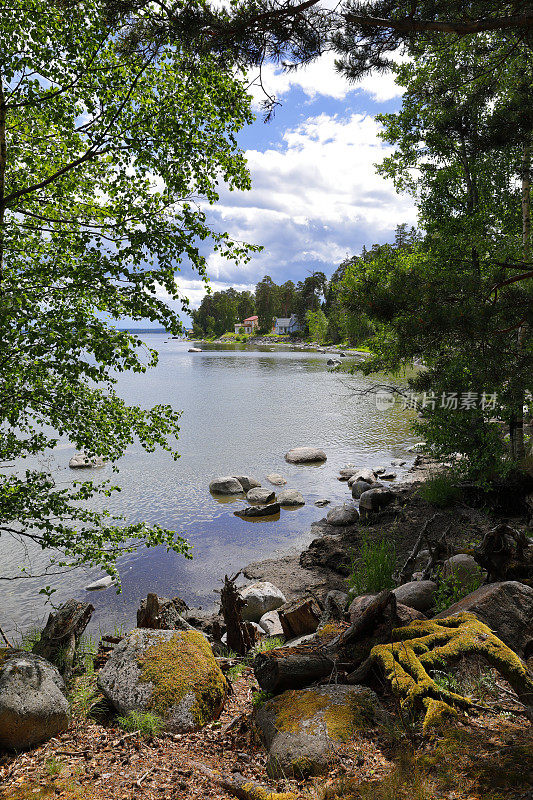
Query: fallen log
255 591 397 693
188 759 298 800
32 598 94 678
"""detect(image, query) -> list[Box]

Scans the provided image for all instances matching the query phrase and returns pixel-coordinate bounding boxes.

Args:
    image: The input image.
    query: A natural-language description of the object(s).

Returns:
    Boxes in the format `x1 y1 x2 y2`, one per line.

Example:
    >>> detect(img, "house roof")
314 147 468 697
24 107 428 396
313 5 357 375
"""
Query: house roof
244 315 258 322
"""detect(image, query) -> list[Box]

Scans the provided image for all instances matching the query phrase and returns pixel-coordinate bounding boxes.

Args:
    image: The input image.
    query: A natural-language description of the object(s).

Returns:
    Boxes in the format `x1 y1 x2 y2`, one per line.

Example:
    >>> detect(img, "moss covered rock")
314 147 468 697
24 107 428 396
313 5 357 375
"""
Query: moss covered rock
98 629 227 732
254 684 389 778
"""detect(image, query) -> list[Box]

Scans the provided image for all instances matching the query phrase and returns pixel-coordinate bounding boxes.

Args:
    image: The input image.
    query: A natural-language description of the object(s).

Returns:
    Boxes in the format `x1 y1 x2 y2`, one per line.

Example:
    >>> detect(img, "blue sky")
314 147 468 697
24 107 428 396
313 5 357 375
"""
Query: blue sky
150 55 418 325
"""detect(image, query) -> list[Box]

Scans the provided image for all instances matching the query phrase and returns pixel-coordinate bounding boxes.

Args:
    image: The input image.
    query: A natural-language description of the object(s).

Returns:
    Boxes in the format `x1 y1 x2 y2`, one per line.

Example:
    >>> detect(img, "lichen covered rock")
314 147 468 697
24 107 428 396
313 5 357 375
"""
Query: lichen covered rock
97 629 227 732
255 684 388 778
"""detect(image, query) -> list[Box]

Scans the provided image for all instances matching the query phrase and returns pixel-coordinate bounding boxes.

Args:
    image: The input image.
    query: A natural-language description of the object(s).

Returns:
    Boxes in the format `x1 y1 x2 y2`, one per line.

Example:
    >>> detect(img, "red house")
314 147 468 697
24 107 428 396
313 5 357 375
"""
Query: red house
234 315 259 335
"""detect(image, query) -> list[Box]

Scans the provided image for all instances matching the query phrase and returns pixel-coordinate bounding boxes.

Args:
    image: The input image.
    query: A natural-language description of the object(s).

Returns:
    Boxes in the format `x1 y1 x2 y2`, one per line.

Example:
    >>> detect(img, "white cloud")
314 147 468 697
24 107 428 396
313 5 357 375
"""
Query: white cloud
196 111 416 288
157 276 256 310
247 52 403 107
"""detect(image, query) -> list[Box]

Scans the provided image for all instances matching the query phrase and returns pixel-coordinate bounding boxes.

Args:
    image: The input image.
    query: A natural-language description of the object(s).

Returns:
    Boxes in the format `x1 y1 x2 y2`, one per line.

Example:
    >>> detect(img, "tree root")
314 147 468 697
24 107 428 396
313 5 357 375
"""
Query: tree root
187 760 298 799
361 612 533 732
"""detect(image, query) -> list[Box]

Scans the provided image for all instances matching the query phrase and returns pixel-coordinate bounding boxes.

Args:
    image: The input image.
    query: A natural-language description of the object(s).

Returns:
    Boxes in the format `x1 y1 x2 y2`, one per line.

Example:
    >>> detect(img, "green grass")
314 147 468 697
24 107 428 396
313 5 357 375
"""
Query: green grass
116 710 165 738
418 472 461 507
348 535 396 595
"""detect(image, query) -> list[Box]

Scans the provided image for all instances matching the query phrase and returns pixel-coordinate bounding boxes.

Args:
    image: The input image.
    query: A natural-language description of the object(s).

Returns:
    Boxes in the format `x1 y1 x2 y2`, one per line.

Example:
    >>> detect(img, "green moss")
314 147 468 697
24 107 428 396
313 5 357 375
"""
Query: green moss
138 630 227 728
367 613 533 732
271 688 377 741
240 783 297 800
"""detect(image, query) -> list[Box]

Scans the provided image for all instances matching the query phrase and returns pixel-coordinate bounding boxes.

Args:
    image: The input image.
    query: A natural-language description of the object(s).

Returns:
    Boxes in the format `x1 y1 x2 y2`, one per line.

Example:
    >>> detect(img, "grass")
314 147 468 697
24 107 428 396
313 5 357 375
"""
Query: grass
348 535 396 596
432 568 484 614
116 710 165 738
418 471 461 507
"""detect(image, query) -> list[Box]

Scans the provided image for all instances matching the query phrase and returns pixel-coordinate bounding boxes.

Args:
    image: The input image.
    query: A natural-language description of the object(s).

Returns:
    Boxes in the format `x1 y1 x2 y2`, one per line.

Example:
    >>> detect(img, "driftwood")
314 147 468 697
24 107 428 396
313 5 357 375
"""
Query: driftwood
278 596 321 639
254 590 397 693
187 759 297 800
395 513 440 583
32 598 94 677
221 573 256 656
474 524 532 583
136 592 190 630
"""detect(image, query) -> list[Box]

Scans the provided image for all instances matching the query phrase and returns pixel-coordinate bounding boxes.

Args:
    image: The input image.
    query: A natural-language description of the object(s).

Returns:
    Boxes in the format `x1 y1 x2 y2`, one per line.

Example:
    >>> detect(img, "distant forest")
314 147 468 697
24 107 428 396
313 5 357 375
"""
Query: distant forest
191 224 419 343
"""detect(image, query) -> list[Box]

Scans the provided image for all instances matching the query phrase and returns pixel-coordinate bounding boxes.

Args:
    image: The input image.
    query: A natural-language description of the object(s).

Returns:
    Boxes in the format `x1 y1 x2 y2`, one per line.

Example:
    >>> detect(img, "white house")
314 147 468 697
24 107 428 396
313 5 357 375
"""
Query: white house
273 314 301 335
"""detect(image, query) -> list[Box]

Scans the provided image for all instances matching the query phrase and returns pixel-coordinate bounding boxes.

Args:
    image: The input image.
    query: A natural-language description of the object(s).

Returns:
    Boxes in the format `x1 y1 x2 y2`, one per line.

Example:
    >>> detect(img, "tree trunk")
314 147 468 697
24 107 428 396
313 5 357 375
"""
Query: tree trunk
220 573 256 656
32 599 94 679
0 74 6 287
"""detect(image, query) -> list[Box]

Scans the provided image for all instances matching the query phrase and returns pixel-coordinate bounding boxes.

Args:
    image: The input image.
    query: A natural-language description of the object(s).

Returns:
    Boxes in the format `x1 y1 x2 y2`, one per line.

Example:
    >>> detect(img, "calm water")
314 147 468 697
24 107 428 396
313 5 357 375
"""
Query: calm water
2 337 418 636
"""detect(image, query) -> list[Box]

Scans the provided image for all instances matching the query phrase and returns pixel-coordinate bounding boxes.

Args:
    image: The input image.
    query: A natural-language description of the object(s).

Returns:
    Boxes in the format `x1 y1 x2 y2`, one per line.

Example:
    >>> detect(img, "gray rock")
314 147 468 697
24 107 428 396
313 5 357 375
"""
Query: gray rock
98 629 227 731
266 473 287 486
285 447 327 464
314 499 331 507
247 488 276 504
240 581 287 622
326 504 359 526
349 594 426 626
351 479 374 499
300 536 351 576
188 347 202 352
380 471 397 480
69 452 104 469
0 652 69 750
258 611 284 637
235 503 280 518
209 476 244 495
255 684 389 778
278 489 305 506
233 475 261 492
434 581 533 657
320 590 349 623
85 575 114 591
359 487 395 512
391 460 406 466
441 554 485 589
393 580 437 612
347 468 377 486
374 467 386 475
327 359 340 366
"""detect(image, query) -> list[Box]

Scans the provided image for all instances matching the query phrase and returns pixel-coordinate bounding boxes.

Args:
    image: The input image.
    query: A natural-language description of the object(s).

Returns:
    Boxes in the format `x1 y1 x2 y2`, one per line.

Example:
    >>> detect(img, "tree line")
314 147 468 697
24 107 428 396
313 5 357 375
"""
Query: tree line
191 225 418 342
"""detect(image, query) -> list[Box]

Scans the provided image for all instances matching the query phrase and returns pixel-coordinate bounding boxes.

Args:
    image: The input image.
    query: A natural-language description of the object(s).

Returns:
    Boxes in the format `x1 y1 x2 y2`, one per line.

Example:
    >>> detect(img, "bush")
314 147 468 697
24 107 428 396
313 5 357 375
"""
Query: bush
418 472 461 507
433 568 484 614
348 535 396 595
116 710 165 738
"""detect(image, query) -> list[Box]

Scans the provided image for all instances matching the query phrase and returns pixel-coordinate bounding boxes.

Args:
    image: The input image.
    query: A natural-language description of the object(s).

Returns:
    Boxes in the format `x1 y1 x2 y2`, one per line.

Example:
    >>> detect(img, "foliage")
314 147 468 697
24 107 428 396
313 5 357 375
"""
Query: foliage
433 569 484 614
251 689 273 708
305 308 328 344
348 535 396 595
0 1 257 586
418 472 462 507
116 710 165 738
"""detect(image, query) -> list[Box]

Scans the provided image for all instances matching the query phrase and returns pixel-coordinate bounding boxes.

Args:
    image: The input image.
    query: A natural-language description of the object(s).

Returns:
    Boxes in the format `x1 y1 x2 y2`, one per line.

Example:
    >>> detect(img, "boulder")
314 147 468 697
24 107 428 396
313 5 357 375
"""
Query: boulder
359 488 395 513
266 473 287 486
314 499 330 507
326 504 359 526
235 503 280 518
255 685 389 778
393 580 437 612
69 452 104 469
247 488 276 504
300 536 351 576
258 611 284 637
182 609 225 638
0 651 69 750
348 594 426 626
442 554 485 590
320 591 349 624
188 347 202 352
326 359 340 366
278 489 305 506
347 469 378 486
351 479 374 499
434 580 533 657
233 475 261 492
240 582 287 622
85 575 114 591
97 629 227 731
209 476 244 495
285 447 327 464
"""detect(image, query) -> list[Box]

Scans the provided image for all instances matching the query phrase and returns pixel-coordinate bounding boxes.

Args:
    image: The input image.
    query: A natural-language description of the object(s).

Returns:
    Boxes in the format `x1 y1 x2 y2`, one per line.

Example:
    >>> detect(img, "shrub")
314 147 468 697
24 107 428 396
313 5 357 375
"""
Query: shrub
418 472 461 507
116 710 165 738
348 535 396 595
433 569 483 614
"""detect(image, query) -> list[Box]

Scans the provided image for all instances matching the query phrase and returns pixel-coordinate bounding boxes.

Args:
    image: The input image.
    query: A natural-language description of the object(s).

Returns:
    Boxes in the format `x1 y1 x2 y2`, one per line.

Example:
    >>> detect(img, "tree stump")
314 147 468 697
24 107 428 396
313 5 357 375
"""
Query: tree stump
32 598 94 678
278 596 321 639
220 573 256 655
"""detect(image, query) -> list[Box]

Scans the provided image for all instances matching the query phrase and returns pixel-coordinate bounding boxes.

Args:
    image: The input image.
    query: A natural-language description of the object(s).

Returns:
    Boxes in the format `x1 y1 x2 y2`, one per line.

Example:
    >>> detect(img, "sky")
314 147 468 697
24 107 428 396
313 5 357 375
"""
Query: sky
137 53 418 327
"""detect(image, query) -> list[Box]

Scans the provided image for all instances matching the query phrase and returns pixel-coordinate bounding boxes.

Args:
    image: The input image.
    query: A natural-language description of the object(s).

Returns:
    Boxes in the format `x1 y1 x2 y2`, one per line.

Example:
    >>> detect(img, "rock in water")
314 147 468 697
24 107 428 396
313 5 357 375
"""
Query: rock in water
235 503 280 518
254 685 389 778
266 473 287 486
347 468 377 485
285 447 327 464
278 489 305 506
326 504 359 526
97 629 227 732
351 479 375 499
240 581 287 622
69 452 104 469
188 347 202 352
233 475 261 492
209 476 244 495
0 652 69 749
247 488 276 504
85 575 114 591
